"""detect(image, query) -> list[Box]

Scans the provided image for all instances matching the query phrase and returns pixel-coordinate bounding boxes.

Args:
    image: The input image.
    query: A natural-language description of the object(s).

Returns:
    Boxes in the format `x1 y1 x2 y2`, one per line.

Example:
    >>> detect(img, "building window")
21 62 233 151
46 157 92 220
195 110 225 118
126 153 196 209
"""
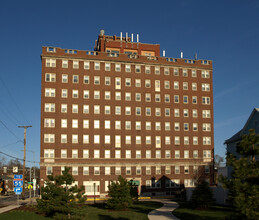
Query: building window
146 136 151 145
115 77 121 89
156 167 161 174
184 136 189 145
46 167 52 175
62 74 68 83
104 106 110 114
105 77 111 85
105 135 111 144
61 149 67 158
83 135 89 144
94 167 100 175
164 67 169 75
165 136 171 145
84 61 90 69
115 92 121 100
145 79 151 88
193 123 198 131
174 81 179 89
83 105 89 114
72 90 79 98
72 150 78 158
125 121 131 130
145 93 151 102
203 123 211 131
115 136 121 148
193 136 198 145
105 63 110 71
73 60 79 69
155 122 161 131
165 150 171 159
136 121 141 130
94 76 100 85
165 122 170 131
115 106 121 115
94 150 100 158
174 95 179 103
136 166 141 174
165 108 170 116
146 167 151 175
202 70 210 78
136 136 141 144
146 150 151 159
126 167 131 175
125 136 131 144
191 69 196 77
94 120 100 129
145 66 150 74
83 120 89 129
175 150 180 159
156 150 161 158
183 69 188 77
145 107 151 116
183 96 188 104
105 150 110 158
193 150 198 158
45 103 55 112
104 120 110 129
202 110 211 118
175 166 180 174
115 150 121 158
61 89 67 98
61 134 67 143
173 68 179 76
155 67 160 75
94 91 100 99
135 79 141 87
126 150 131 159
72 134 78 143
61 104 67 113
192 83 197 91
115 121 121 130
135 65 141 73
184 150 189 159
45 88 55 97
174 109 180 117
183 109 189 117
203 137 211 145
45 59 56 67
135 93 141 101
94 105 100 114
105 167 111 175
44 118 55 128
72 104 78 113
95 62 100 70
125 64 131 72
184 123 189 131
83 150 89 158
183 82 188 90
184 179 194 187
175 136 180 145
155 108 161 116
115 167 121 175
155 80 160 92
72 119 78 128
44 149 55 158
146 122 151 130
136 107 141 116
202 97 210 105
115 63 121 72
125 106 131 115
125 78 131 87
164 94 170 103
174 122 180 131
62 60 68 68
73 75 79 83
192 109 198 118
83 167 89 175
94 135 100 144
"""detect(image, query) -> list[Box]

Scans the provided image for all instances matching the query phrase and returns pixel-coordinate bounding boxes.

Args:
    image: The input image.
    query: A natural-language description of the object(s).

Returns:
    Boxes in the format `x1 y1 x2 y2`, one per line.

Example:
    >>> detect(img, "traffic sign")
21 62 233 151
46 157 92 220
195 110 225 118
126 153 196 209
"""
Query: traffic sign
33 179 36 190
14 180 23 187
28 185 33 189
0 188 2 192
14 175 23 179
14 187 23 195
13 167 18 173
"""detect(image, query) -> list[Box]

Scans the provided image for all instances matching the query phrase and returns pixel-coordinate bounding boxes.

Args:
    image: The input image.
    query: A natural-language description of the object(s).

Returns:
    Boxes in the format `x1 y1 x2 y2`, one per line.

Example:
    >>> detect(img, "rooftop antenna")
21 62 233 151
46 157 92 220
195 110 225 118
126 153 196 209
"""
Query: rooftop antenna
137 34 139 43
194 52 198 60
163 50 166 57
131 33 134 42
181 52 183 59
120 32 122 41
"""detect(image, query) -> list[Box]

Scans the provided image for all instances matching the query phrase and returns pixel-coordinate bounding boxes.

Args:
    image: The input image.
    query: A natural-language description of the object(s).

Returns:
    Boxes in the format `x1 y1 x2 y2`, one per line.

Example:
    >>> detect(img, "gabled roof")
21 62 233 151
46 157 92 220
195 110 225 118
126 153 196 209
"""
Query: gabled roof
224 108 259 145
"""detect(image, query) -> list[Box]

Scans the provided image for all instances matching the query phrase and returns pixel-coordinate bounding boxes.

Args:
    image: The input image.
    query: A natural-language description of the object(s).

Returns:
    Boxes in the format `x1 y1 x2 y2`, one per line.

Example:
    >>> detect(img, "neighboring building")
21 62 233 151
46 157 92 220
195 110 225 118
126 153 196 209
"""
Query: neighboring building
40 30 214 197
223 108 259 179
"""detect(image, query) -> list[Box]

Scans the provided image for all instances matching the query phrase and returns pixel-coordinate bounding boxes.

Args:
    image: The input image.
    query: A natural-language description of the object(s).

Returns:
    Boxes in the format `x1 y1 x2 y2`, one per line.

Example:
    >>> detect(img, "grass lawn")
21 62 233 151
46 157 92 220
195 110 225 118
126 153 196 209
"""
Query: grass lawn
0 201 163 220
172 201 240 220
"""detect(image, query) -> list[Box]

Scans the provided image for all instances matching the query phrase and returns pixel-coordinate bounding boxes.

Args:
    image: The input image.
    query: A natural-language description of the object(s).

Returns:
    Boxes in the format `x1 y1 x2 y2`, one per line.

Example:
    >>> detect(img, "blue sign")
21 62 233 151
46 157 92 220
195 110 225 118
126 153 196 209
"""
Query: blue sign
14 180 23 187
14 187 23 195
14 175 23 179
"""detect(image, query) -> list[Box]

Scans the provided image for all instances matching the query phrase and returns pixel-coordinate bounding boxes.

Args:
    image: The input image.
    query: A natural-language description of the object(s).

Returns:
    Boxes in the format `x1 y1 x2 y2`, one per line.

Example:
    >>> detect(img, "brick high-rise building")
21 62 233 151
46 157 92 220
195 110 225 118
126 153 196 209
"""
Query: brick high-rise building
40 30 214 197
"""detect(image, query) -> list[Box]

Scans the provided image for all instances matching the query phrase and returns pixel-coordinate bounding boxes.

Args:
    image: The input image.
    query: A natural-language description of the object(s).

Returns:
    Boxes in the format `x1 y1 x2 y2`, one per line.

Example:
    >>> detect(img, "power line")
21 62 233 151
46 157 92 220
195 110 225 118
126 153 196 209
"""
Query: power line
0 150 39 164
0 75 30 124
0 140 22 149
0 120 22 142
0 105 21 126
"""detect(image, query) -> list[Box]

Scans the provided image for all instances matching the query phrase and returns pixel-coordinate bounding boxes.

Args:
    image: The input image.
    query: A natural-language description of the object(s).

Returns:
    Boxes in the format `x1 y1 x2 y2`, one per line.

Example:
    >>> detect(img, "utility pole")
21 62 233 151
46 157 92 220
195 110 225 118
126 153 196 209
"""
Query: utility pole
18 125 32 200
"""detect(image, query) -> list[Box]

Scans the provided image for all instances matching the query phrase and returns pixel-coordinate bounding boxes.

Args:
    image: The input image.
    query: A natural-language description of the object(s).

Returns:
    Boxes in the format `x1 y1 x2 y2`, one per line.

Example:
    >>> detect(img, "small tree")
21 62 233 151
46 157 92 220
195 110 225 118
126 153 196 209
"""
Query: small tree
106 176 132 210
220 129 259 219
190 180 214 209
129 180 139 203
37 167 86 219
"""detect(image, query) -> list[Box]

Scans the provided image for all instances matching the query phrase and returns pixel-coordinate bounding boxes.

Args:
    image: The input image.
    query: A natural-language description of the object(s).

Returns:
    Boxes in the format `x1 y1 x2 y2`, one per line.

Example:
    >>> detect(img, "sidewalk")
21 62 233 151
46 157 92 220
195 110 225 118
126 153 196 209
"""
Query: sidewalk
0 197 37 214
148 199 180 220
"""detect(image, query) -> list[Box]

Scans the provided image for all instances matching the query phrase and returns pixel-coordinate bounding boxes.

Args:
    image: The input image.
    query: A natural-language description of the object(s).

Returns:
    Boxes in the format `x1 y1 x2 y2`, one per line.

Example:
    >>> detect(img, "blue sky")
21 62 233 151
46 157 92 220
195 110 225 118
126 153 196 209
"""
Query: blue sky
0 0 258 167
